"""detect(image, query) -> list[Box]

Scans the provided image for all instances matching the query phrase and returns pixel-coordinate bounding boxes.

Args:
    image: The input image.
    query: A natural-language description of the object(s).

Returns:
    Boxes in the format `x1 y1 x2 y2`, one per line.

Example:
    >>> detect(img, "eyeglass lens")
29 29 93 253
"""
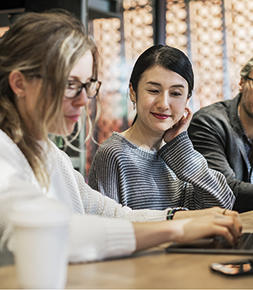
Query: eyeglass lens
65 80 100 99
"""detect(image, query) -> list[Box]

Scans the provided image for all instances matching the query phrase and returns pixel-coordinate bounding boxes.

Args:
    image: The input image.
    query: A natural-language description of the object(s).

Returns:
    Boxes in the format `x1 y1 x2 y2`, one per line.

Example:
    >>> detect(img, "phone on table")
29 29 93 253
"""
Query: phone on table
210 258 253 276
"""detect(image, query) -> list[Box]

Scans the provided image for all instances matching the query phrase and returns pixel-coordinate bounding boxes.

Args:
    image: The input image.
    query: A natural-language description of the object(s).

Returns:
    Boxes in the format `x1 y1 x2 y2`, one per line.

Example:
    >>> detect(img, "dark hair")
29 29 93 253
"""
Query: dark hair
130 44 194 98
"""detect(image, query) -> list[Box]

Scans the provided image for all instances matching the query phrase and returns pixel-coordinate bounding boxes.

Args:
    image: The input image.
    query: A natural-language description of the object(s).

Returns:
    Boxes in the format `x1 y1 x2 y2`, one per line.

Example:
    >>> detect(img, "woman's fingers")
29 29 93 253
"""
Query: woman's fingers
213 215 240 245
175 213 243 245
223 209 243 235
212 223 234 245
194 208 242 237
174 207 242 235
184 106 193 123
213 208 243 240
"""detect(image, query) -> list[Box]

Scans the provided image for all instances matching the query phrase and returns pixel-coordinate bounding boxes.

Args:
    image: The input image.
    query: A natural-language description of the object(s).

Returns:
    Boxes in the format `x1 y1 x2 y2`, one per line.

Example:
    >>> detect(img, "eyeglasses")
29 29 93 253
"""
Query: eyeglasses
246 76 253 82
29 73 101 99
65 79 101 99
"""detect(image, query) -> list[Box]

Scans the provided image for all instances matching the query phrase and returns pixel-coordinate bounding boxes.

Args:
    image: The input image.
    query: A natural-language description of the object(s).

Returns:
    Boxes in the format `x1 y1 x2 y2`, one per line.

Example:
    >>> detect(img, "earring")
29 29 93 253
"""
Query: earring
132 101 136 110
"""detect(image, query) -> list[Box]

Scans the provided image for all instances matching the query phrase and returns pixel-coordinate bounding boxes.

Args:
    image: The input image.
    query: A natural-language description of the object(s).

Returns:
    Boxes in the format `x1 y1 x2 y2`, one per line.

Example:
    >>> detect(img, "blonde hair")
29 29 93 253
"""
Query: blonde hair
0 10 98 189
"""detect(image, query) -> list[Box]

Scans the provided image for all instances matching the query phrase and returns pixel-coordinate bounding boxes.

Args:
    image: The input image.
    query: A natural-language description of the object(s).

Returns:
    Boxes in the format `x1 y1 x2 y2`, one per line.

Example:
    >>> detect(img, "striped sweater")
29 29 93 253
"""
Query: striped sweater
88 131 235 210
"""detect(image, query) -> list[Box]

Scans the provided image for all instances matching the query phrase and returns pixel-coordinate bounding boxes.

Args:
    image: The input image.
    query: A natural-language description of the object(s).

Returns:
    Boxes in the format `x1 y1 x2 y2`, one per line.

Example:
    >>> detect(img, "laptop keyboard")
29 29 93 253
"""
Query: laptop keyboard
166 232 253 254
236 233 253 250
214 233 253 250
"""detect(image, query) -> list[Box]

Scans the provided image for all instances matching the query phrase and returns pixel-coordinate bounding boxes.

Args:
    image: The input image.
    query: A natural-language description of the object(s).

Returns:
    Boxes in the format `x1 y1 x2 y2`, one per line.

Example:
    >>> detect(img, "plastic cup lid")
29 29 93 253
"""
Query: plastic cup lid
9 197 70 227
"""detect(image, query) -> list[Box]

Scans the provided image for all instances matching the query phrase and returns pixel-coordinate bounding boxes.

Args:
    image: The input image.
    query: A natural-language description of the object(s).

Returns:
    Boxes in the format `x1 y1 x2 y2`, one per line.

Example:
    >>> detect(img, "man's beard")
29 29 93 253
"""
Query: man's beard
242 100 253 120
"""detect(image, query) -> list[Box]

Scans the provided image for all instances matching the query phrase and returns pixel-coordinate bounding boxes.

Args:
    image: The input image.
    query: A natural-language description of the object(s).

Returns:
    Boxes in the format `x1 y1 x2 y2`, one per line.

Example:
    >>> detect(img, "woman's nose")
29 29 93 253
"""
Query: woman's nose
157 91 170 110
74 89 89 107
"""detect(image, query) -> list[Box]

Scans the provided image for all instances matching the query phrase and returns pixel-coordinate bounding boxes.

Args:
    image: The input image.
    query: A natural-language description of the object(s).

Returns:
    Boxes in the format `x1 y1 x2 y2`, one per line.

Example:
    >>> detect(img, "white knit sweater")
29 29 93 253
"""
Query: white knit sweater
0 130 168 266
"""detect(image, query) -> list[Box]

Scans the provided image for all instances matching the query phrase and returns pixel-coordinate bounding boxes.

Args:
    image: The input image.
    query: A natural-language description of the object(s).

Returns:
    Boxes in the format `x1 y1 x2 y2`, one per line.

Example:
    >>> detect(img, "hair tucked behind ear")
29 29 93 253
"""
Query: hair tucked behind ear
0 10 98 189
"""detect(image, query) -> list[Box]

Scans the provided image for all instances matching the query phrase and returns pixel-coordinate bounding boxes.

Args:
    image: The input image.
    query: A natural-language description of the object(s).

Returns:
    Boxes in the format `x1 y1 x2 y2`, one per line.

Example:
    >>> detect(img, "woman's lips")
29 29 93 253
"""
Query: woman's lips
151 113 170 120
65 115 81 122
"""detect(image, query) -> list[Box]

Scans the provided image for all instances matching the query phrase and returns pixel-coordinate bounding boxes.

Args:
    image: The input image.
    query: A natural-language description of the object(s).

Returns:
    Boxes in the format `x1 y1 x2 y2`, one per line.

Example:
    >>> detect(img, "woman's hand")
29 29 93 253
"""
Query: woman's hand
173 207 243 245
163 106 193 143
133 209 242 251
172 213 242 246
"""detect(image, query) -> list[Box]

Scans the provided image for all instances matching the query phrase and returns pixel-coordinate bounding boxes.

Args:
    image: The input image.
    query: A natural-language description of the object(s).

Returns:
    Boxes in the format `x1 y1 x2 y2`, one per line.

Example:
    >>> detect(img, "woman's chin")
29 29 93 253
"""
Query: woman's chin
49 126 74 137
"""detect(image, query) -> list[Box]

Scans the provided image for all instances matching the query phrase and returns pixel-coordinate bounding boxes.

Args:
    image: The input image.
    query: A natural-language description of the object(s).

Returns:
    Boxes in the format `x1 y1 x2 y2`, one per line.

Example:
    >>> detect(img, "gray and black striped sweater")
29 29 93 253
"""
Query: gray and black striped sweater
88 131 235 210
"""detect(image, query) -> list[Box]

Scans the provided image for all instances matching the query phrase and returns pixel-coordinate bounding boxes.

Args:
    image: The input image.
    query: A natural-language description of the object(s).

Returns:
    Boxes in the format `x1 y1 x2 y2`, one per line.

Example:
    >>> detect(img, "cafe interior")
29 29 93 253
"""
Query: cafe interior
1 0 251 179
1 0 253 288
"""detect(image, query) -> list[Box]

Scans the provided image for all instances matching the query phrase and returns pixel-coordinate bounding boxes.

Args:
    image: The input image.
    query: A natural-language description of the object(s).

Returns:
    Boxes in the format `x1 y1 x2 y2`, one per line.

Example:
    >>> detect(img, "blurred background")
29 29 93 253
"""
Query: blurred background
0 0 252 179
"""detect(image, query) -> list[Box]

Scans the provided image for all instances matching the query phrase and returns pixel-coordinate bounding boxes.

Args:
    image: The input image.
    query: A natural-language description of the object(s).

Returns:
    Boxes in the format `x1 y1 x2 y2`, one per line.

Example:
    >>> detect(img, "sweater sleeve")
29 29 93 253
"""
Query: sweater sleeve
0 130 171 266
158 131 235 210
0 176 136 264
88 142 121 203
0 166 137 265
68 214 136 263
0 132 168 266
76 170 168 222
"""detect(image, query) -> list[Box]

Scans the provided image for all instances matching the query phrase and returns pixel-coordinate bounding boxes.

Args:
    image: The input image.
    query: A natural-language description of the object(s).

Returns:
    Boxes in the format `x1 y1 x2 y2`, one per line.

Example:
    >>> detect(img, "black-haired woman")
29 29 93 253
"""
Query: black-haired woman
89 45 235 212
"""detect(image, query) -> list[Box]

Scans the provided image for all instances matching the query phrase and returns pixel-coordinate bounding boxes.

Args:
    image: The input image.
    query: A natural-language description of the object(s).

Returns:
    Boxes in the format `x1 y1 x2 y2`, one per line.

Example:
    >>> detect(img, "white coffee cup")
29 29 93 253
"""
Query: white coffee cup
9 197 70 289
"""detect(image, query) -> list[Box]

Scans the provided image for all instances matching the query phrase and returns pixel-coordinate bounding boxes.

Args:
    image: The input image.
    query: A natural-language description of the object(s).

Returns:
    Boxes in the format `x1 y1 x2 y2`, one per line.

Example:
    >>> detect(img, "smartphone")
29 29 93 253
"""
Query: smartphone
210 259 253 276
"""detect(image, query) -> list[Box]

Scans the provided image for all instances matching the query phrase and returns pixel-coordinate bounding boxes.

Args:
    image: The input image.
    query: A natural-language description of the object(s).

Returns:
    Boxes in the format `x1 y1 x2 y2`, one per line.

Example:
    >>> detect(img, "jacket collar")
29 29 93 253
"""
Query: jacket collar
228 93 248 164
228 93 242 135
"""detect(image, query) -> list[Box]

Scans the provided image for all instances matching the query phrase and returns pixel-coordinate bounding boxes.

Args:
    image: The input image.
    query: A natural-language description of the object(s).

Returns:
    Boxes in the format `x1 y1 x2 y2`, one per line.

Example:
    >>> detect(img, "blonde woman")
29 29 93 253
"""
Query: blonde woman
0 10 242 267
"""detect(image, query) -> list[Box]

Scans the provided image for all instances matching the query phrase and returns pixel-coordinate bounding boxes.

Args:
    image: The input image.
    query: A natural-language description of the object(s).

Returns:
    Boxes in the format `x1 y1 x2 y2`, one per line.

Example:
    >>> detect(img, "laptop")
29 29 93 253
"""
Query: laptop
166 232 253 255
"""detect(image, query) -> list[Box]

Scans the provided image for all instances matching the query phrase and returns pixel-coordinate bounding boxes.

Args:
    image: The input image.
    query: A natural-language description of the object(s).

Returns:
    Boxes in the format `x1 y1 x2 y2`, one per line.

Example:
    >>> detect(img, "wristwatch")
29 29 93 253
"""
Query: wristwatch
166 207 188 220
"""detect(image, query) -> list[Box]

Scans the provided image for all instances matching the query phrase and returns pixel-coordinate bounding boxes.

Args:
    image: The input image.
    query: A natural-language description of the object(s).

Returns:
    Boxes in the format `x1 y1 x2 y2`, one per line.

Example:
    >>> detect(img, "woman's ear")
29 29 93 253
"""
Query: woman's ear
129 83 136 103
8 70 26 97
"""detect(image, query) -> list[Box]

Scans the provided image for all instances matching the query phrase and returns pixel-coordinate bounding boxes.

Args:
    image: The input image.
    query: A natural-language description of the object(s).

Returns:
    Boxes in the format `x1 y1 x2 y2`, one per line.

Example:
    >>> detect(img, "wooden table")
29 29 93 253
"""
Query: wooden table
0 211 253 289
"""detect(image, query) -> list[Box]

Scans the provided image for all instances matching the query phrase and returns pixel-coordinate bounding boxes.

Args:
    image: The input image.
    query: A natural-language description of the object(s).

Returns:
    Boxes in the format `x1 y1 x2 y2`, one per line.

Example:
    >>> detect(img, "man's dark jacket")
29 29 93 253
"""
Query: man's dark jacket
188 94 253 213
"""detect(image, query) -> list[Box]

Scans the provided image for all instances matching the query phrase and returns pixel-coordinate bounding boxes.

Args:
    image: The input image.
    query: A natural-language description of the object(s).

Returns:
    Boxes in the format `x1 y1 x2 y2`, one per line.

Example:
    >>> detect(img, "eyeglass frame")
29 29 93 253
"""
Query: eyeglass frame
26 73 101 100
65 79 102 100
246 76 253 82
